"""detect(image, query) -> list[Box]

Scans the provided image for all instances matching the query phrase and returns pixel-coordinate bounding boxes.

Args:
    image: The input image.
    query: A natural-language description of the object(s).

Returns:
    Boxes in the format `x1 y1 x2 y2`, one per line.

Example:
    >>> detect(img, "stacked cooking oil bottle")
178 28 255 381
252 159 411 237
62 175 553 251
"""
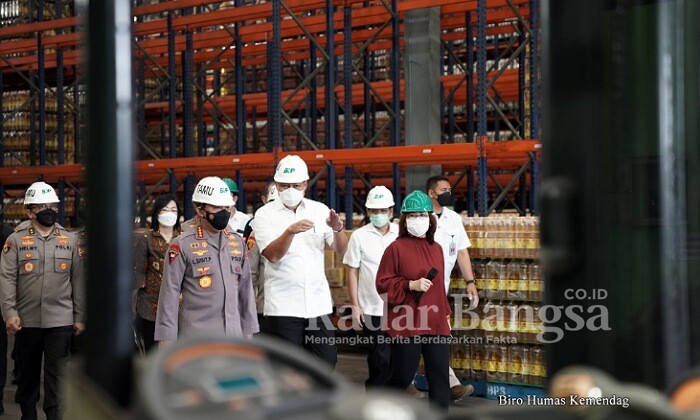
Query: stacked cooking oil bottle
444 215 546 395
2 91 77 166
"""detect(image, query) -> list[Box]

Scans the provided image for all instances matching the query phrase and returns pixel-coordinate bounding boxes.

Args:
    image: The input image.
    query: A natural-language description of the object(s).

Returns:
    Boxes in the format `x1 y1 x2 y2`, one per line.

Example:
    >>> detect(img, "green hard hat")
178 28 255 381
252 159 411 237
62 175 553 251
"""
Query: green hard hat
222 178 239 194
401 190 433 213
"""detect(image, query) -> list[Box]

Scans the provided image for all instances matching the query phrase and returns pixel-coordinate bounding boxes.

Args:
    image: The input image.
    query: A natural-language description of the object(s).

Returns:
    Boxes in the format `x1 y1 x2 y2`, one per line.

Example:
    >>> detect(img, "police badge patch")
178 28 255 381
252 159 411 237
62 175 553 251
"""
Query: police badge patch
168 244 181 263
246 236 256 252
2 240 12 254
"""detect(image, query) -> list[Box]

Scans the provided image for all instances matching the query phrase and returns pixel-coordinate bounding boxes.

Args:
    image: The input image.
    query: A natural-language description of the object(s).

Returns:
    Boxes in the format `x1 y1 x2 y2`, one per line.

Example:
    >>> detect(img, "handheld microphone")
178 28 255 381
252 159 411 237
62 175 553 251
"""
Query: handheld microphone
413 267 438 303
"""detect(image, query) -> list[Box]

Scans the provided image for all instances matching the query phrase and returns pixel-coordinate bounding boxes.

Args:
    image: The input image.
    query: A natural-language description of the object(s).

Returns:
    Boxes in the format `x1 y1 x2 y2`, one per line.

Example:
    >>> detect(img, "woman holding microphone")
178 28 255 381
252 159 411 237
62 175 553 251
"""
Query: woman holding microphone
376 190 451 411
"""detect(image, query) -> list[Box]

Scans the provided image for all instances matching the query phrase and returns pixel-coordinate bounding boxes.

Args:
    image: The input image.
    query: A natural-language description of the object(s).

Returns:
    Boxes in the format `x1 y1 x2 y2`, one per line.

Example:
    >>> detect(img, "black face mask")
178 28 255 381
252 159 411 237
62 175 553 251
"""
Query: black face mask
36 209 58 227
204 209 231 231
436 192 454 207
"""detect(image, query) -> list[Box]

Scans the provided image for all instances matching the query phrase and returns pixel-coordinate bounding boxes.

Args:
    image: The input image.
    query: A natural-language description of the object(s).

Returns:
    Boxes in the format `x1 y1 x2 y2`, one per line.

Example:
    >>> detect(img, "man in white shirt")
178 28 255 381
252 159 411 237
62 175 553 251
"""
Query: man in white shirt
223 177 251 236
253 155 348 366
426 175 479 402
343 186 397 387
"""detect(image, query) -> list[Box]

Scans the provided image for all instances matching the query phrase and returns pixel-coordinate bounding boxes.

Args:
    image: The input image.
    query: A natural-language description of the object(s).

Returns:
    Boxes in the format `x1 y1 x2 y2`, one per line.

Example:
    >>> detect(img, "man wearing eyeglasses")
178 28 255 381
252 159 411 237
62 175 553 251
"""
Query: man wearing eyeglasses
0 181 86 420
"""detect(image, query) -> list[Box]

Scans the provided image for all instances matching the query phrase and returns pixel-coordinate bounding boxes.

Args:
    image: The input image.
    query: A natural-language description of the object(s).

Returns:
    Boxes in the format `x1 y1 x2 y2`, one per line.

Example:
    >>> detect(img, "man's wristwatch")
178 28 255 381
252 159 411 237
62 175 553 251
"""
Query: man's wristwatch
466 279 476 286
333 224 344 233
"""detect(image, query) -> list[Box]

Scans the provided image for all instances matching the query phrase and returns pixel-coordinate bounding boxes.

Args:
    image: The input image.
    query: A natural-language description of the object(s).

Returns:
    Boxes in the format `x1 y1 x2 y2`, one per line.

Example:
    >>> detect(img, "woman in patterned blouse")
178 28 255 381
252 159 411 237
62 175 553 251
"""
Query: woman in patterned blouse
133 195 181 352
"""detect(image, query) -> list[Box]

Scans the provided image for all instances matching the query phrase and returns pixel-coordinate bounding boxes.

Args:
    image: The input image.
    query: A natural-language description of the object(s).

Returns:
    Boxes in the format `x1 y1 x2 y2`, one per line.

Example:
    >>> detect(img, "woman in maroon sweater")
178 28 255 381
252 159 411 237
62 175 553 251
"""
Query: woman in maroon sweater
376 190 451 410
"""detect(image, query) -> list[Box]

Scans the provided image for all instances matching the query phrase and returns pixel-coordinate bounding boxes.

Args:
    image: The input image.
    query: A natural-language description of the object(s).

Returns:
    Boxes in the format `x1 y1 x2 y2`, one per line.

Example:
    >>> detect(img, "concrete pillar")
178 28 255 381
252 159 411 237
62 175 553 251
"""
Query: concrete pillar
404 8 442 194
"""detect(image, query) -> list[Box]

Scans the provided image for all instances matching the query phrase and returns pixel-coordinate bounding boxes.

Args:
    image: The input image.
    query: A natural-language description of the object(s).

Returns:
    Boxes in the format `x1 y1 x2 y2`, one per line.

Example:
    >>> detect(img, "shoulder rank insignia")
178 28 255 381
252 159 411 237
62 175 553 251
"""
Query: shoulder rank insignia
196 226 204 239
168 244 181 263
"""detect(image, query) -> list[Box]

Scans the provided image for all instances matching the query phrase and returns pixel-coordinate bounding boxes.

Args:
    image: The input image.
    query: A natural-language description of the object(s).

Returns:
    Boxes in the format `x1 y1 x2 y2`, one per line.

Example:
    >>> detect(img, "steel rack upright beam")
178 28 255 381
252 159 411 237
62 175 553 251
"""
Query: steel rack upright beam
325 0 337 208
391 0 401 213
476 0 488 215
236 0 246 212
343 4 353 228
466 11 474 143
530 0 540 138
267 0 282 151
167 11 177 195
182 6 195 219
37 2 47 167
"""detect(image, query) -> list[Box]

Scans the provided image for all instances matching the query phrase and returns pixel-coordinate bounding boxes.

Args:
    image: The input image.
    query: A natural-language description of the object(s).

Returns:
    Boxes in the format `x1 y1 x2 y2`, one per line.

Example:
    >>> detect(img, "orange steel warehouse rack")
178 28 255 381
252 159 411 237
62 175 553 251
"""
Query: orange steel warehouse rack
0 0 540 227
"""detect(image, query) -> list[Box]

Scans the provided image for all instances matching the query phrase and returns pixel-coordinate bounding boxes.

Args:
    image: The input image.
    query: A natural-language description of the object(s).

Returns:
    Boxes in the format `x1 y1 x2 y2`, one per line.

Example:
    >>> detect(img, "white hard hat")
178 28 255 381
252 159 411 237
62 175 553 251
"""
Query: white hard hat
24 181 60 205
267 184 279 202
192 177 235 207
365 186 394 209
274 155 309 183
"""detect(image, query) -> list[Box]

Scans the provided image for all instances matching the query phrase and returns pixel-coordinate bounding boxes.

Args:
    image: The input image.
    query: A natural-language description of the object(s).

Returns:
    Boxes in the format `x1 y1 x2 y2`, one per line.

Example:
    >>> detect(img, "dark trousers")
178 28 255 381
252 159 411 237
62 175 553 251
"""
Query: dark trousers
255 313 268 335
266 315 337 367
15 326 73 420
134 314 156 353
363 315 391 387
386 336 450 411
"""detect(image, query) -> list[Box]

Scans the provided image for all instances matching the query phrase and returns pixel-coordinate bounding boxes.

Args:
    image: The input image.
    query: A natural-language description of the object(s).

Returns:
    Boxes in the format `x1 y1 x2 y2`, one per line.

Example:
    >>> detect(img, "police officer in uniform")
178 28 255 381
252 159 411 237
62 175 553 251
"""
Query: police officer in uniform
155 177 259 345
0 182 86 420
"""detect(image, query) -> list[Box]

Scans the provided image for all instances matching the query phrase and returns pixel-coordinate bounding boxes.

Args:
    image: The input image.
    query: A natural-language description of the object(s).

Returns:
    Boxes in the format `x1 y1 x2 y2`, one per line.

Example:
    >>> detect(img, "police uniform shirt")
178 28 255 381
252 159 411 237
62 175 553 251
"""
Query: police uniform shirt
154 223 259 341
246 237 265 315
0 225 86 328
253 198 335 318
228 210 251 237
434 206 471 290
342 222 399 317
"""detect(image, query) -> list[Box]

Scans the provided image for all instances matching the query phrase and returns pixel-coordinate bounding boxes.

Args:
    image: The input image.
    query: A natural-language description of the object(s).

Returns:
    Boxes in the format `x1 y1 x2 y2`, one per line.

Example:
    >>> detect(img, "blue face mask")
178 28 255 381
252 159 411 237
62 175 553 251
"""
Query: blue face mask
370 214 390 228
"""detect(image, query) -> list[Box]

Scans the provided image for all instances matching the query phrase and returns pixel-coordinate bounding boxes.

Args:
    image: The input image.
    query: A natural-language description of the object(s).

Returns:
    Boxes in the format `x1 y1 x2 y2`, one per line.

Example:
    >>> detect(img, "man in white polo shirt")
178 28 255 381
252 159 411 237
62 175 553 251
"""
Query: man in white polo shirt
253 155 348 367
343 186 397 388
426 175 479 401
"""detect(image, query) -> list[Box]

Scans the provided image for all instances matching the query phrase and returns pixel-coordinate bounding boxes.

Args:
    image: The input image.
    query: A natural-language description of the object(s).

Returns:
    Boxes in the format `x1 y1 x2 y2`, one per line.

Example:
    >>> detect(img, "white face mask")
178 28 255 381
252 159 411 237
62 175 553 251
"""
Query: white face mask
406 217 430 237
158 213 177 227
280 187 305 207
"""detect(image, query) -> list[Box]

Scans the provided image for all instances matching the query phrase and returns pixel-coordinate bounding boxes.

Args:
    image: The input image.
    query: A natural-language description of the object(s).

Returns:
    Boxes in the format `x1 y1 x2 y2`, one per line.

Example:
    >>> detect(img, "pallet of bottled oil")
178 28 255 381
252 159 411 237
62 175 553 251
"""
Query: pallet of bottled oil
417 214 546 399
